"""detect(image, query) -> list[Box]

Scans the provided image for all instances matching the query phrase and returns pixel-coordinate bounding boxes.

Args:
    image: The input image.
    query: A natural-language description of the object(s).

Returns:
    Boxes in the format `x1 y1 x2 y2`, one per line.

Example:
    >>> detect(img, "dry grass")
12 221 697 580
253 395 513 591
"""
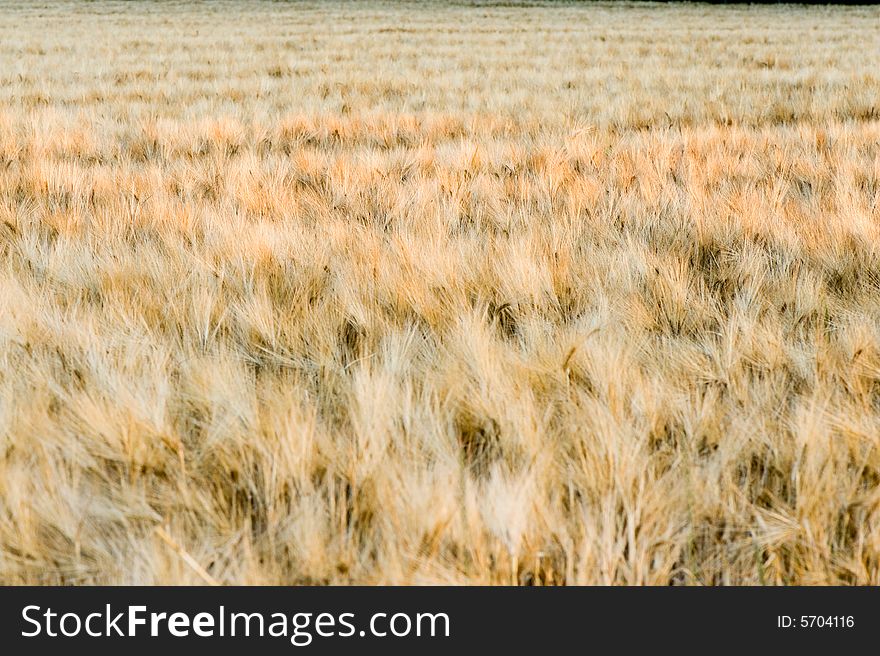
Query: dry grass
1 0 880 585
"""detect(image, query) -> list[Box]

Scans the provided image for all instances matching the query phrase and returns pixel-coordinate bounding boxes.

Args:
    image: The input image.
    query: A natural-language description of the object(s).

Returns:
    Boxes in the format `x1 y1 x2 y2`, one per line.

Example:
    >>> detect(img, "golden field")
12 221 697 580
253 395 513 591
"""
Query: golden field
1 1 880 585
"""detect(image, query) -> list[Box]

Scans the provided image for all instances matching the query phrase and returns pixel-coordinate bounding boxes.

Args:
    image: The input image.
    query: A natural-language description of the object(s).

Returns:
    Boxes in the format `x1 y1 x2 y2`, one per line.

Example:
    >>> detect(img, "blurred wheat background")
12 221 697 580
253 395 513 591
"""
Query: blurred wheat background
1 0 879 584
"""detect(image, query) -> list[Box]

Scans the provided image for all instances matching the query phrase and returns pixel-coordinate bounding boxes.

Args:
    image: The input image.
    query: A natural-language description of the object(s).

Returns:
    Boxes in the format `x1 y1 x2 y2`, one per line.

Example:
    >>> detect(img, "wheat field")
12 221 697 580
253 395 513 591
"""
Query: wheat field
1 0 880 585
